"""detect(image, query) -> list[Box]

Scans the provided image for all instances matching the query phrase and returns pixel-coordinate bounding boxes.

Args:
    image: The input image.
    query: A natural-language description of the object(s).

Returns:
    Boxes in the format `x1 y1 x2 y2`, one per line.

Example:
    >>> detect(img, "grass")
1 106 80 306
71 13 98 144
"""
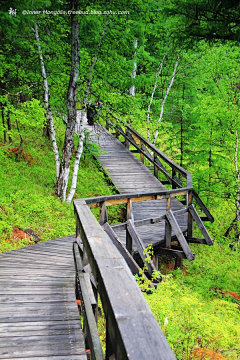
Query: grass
144 232 240 359
0 125 114 252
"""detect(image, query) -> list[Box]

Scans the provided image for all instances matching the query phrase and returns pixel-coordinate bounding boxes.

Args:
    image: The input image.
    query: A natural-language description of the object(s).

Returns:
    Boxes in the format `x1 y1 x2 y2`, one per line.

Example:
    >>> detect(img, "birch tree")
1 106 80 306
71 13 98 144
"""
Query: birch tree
66 17 109 204
233 118 240 244
56 1 80 201
152 55 180 145
147 55 166 140
129 39 138 96
33 23 60 180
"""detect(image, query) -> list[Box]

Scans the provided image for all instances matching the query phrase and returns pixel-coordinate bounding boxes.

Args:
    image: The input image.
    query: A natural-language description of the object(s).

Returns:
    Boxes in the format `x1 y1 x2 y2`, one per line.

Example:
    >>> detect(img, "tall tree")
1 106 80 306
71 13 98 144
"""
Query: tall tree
56 0 80 201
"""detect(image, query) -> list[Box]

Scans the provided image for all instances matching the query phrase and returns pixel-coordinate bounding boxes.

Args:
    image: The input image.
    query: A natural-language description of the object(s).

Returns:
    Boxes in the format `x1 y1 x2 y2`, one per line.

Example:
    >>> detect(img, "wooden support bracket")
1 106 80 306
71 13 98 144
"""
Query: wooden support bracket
127 219 156 277
99 201 108 226
188 204 214 245
103 222 143 277
166 210 195 261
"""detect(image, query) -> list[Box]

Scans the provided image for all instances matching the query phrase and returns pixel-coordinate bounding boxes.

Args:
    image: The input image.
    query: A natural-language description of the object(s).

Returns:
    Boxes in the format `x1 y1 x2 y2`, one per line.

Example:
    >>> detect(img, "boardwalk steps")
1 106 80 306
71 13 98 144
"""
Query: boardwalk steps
88 121 214 270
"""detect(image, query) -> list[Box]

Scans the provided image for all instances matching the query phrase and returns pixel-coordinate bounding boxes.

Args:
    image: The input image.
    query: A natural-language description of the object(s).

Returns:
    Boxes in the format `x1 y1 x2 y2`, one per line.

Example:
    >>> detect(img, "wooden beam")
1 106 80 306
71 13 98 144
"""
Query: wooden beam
78 273 104 360
126 126 192 181
103 223 143 277
126 220 156 277
192 189 214 223
188 205 214 245
76 188 191 209
155 247 187 259
187 190 193 239
187 237 212 245
166 210 195 261
99 201 108 226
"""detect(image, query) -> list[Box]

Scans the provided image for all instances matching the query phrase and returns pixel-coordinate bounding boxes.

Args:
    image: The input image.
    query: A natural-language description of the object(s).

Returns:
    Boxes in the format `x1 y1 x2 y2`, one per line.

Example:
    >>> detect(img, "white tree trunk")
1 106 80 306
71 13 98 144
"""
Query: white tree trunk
234 118 240 244
33 23 60 179
129 39 138 96
66 130 85 204
147 55 166 140
56 6 80 201
68 17 108 202
152 55 180 145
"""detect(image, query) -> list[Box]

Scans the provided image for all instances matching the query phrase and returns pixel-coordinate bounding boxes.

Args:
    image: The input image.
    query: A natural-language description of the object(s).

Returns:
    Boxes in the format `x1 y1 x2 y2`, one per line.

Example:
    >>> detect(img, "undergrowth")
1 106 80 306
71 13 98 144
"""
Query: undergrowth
144 238 240 359
0 125 114 252
0 117 239 359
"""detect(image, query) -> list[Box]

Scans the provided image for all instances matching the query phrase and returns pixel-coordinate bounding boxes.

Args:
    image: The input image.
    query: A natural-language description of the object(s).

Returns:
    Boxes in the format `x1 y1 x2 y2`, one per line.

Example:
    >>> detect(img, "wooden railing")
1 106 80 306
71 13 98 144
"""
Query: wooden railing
74 197 177 360
105 121 214 224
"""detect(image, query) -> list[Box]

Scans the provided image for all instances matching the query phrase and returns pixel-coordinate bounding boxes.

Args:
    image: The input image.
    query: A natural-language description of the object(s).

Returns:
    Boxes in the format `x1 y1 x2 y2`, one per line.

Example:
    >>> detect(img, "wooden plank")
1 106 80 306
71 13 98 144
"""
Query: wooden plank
0 234 87 359
78 273 104 360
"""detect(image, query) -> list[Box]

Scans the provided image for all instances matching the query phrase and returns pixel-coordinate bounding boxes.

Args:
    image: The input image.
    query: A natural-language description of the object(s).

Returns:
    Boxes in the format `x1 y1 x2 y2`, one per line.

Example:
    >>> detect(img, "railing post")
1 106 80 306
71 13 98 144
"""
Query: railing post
140 141 144 164
106 321 115 360
187 190 193 239
154 153 158 178
172 169 176 189
126 199 133 254
99 201 108 226
125 129 130 150
152 254 159 270
75 210 81 239
165 197 172 248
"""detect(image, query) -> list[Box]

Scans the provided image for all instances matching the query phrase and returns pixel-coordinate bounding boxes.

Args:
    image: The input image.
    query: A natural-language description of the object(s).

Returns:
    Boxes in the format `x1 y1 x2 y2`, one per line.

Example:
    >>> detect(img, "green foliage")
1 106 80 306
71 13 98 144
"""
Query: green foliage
146 273 239 359
135 244 162 293
0 123 114 252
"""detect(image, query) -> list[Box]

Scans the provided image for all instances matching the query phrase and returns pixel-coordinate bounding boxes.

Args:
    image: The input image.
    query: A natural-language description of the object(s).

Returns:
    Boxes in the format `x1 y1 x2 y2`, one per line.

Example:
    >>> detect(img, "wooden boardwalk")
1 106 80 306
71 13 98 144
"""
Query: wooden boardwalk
94 127 188 250
0 235 87 360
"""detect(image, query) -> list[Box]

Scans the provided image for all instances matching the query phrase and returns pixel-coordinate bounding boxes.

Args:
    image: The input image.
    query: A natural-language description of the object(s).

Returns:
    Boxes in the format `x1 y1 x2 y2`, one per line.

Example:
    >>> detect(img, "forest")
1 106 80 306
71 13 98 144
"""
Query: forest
0 0 239 359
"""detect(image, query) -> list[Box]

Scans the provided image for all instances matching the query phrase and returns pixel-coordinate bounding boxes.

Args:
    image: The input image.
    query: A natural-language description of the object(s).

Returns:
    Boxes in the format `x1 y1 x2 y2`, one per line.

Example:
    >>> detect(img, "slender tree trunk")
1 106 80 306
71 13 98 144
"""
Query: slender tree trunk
34 23 60 180
207 126 213 203
67 18 108 203
180 83 185 167
1 105 7 143
234 119 240 244
56 3 80 201
147 55 166 140
7 112 12 143
152 55 180 145
66 130 84 203
129 39 138 96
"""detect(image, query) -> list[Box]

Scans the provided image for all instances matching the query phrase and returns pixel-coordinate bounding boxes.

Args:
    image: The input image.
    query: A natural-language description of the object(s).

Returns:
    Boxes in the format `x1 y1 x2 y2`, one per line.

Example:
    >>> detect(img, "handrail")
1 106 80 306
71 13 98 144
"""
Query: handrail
82 188 192 208
73 242 104 360
74 198 176 360
127 126 191 181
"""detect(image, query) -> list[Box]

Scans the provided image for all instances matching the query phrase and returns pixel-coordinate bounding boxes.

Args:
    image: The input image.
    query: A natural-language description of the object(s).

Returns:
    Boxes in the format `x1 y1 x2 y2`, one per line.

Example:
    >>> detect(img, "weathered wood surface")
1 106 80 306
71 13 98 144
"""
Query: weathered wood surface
94 128 188 251
74 201 176 360
0 235 87 360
